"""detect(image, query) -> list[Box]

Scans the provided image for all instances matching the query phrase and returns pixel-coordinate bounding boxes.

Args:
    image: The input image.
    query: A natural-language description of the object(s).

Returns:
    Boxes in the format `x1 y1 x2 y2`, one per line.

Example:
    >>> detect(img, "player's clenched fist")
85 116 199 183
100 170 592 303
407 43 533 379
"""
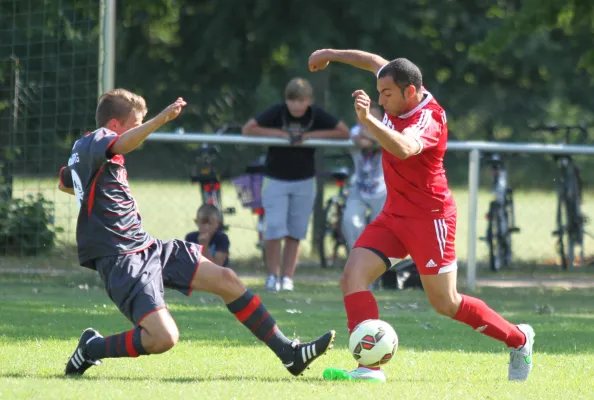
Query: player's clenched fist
159 97 187 122
352 90 371 121
308 49 331 72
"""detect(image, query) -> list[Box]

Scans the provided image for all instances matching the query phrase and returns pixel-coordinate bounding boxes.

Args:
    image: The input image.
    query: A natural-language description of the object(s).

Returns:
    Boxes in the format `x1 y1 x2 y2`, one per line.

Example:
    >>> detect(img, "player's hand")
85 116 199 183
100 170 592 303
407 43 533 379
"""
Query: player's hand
198 231 213 244
159 97 187 123
308 49 331 72
289 131 307 145
352 90 371 121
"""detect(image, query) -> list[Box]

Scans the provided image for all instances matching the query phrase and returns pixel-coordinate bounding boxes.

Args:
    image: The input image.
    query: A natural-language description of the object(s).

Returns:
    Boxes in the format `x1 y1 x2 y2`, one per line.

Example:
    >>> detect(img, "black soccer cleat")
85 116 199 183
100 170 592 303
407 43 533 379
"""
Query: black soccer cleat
65 328 102 376
284 330 336 376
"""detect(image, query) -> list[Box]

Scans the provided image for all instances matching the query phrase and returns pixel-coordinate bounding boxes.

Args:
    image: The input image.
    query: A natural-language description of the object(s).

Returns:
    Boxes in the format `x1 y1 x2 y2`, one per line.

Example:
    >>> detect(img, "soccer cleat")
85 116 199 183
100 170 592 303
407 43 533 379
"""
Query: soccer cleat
65 328 103 376
280 276 294 292
265 275 280 293
323 366 386 382
508 324 535 381
284 330 336 376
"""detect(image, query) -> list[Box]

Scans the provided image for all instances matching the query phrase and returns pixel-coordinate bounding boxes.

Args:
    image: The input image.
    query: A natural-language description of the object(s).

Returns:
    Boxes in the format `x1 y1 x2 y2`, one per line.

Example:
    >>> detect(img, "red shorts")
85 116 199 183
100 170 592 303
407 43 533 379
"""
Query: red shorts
354 211 457 275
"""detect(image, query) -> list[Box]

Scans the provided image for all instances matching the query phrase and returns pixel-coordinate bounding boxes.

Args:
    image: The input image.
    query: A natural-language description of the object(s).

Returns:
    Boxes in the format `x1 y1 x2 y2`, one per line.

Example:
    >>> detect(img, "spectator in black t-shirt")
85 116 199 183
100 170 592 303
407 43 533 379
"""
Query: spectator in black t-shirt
185 204 230 267
242 77 349 292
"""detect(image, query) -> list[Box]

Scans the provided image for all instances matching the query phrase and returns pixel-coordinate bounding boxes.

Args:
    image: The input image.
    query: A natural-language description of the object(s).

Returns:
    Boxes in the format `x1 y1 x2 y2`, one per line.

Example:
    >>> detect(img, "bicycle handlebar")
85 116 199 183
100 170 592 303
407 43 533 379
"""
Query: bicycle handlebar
324 153 352 161
529 122 589 144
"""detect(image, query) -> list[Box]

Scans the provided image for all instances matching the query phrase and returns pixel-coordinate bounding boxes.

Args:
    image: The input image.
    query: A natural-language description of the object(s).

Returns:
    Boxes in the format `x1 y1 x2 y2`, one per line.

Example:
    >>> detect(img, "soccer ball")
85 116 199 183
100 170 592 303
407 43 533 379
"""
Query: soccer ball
349 319 398 367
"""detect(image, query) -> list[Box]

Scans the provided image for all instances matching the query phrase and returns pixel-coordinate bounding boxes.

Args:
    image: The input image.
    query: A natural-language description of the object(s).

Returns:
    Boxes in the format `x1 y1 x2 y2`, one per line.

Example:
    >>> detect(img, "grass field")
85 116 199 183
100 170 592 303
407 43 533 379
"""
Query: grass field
12 176 594 268
0 272 593 399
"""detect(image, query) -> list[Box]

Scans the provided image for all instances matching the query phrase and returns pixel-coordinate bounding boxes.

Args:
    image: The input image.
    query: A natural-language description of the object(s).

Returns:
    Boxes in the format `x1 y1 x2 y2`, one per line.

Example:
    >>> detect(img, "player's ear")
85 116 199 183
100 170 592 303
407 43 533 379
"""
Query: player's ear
105 118 119 131
404 85 416 100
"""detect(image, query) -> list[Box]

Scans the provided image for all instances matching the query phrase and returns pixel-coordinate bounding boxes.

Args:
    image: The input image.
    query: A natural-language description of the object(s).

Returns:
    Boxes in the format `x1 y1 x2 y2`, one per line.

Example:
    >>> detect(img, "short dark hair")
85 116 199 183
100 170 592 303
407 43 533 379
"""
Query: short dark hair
197 203 222 220
377 58 423 93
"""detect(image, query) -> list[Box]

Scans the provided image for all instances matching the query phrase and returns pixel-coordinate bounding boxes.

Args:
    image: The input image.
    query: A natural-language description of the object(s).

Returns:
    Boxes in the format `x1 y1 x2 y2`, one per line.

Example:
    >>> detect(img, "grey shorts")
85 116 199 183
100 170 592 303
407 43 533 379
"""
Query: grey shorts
93 239 202 325
262 177 316 240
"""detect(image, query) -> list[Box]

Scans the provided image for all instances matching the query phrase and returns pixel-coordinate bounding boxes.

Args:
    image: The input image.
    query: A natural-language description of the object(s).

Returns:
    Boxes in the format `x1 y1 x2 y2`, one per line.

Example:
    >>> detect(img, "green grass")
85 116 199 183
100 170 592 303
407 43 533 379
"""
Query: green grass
11 176 594 268
1 273 594 399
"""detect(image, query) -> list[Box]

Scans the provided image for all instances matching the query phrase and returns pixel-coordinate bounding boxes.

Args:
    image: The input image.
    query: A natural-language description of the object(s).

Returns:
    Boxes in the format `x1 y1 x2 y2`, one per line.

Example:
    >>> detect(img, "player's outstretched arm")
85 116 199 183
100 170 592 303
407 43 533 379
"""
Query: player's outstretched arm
309 49 389 75
110 98 187 155
58 166 75 195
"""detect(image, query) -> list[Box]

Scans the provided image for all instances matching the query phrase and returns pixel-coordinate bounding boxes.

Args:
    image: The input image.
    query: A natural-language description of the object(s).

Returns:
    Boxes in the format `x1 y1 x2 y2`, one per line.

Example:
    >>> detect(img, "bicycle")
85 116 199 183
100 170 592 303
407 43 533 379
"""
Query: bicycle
191 124 268 266
231 154 267 266
190 125 237 227
530 122 589 269
479 152 520 271
318 153 352 268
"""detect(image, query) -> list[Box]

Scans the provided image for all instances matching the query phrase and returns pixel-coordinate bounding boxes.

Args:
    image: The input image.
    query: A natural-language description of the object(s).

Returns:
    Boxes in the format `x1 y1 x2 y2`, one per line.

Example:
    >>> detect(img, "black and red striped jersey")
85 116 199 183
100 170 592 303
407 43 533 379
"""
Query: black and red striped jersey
59 128 153 267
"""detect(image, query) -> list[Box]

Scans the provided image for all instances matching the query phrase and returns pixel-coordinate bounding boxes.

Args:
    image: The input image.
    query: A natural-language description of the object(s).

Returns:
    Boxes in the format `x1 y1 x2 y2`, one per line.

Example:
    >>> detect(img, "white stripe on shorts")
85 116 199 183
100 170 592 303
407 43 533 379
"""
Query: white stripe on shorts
433 219 447 258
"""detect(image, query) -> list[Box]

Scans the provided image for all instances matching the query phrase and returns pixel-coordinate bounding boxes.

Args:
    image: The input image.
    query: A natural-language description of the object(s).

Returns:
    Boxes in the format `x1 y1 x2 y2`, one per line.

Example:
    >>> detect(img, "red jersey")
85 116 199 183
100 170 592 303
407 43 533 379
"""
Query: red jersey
380 90 456 218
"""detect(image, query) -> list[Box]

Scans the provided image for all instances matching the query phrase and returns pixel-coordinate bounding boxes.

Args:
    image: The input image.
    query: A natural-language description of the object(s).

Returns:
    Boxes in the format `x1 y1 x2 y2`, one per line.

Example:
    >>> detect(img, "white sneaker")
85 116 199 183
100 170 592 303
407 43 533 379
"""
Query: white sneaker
280 276 294 291
508 324 535 381
265 275 280 292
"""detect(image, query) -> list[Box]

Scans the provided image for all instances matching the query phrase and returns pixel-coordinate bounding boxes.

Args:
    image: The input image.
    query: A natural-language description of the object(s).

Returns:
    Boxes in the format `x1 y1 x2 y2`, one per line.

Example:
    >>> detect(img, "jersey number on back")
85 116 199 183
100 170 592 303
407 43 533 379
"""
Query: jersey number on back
71 170 84 208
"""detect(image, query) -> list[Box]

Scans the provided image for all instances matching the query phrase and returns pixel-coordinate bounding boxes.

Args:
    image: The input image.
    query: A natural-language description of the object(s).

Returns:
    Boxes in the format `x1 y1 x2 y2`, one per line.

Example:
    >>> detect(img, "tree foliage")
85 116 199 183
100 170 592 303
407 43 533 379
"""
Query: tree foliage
2 0 594 148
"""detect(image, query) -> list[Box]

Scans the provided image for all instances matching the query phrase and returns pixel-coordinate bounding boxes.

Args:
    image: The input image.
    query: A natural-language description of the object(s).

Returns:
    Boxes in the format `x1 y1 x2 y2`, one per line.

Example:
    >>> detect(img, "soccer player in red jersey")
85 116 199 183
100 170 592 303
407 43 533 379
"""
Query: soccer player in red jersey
309 49 534 382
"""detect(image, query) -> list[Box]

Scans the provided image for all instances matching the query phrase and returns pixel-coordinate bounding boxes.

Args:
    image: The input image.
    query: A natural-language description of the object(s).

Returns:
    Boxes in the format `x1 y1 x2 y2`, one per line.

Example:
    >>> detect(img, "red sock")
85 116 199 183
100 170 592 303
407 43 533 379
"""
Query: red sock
344 291 381 370
344 291 379 333
453 294 526 348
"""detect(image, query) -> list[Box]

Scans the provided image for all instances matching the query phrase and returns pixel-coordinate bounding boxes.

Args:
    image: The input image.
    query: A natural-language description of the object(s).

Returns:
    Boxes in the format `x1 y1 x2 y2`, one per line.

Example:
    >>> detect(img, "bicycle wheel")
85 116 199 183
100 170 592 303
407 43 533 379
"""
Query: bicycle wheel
566 165 585 267
555 190 569 269
487 201 504 272
319 197 349 268
501 191 517 267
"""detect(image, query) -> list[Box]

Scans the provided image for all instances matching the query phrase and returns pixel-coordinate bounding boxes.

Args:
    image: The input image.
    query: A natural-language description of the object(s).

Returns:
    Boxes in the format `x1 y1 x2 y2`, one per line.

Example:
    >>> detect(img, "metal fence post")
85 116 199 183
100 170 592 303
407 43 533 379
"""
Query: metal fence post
467 148 480 291
98 0 116 96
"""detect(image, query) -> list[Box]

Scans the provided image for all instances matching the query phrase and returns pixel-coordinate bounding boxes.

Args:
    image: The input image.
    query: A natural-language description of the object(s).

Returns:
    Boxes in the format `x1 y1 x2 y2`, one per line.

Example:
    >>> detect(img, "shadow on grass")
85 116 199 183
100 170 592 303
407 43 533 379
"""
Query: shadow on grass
0 372 322 384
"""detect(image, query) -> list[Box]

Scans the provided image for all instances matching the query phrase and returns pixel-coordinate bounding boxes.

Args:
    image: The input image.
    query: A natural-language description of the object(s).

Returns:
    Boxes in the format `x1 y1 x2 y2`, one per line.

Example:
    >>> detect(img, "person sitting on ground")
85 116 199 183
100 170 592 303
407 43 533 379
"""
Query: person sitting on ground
185 203 230 267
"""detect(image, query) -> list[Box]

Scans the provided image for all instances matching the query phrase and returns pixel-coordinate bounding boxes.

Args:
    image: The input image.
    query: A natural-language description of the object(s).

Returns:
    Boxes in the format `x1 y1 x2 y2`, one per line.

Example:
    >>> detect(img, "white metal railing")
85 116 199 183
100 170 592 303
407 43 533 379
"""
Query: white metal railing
149 131 594 290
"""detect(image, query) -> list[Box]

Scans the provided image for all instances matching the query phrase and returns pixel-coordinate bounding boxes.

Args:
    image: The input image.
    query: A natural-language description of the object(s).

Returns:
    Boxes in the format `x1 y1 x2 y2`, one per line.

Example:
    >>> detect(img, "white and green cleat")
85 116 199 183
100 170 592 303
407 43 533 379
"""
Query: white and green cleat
323 366 386 382
508 324 535 381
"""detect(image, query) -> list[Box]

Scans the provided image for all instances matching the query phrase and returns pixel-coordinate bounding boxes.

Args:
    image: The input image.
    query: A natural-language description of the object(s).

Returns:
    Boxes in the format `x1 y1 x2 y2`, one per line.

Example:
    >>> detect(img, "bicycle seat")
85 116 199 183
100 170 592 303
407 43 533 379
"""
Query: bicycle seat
245 154 267 174
330 167 350 181
484 153 504 166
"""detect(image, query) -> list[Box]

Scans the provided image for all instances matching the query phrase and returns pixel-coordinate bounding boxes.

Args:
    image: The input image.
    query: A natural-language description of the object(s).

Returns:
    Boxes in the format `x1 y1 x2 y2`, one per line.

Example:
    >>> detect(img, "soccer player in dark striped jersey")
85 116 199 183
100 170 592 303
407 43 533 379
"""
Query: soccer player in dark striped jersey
60 89 334 377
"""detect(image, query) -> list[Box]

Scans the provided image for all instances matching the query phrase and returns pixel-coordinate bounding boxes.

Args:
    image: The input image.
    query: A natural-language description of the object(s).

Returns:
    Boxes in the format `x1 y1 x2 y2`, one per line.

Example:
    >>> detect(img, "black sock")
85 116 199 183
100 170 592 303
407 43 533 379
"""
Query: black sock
227 289 294 362
86 327 148 359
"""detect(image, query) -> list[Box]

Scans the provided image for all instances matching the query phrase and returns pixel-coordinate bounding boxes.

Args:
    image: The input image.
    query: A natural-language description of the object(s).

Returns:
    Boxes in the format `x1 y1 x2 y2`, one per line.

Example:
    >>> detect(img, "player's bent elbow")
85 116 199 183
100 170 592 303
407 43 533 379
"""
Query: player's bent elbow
58 183 74 195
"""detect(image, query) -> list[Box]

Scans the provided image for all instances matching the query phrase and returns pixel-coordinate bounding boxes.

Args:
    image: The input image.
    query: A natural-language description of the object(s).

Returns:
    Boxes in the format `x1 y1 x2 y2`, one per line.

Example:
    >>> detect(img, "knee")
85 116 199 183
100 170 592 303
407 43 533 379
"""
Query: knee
217 267 244 297
149 326 179 354
340 267 361 294
221 267 240 285
427 292 462 318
